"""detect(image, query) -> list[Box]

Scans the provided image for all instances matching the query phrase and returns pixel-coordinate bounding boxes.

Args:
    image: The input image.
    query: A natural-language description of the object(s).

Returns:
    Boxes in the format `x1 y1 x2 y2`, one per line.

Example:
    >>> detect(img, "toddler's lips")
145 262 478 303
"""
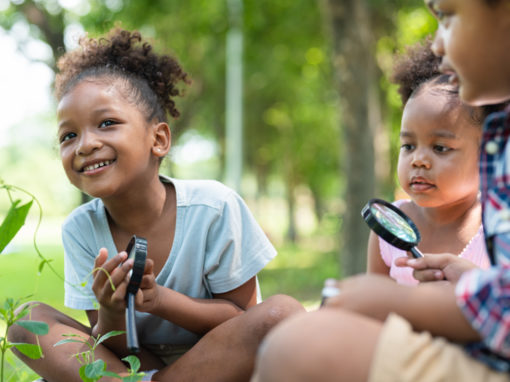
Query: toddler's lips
410 181 435 192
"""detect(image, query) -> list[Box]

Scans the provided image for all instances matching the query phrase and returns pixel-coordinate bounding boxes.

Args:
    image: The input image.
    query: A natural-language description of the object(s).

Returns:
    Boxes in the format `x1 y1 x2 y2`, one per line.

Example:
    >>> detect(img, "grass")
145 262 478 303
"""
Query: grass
0 235 340 381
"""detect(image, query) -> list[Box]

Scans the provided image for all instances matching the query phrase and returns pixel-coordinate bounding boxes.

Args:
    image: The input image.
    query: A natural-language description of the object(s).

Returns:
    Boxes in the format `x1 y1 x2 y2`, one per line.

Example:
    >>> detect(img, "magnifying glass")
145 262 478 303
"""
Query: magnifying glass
124 235 147 353
361 198 424 258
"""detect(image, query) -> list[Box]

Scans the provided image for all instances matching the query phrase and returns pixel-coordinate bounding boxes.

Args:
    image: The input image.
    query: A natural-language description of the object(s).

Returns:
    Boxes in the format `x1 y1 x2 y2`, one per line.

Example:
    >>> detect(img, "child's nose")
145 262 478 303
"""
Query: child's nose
411 151 431 169
431 25 445 57
75 131 102 155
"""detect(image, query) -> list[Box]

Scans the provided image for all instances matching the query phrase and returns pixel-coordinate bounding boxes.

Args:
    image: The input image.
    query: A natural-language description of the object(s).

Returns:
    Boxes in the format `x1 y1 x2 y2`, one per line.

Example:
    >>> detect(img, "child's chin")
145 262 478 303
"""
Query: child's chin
460 83 510 106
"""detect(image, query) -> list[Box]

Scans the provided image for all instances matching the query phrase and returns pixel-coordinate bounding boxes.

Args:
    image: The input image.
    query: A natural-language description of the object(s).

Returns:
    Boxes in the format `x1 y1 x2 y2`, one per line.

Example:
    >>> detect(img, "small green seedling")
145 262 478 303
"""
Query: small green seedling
0 298 49 382
54 331 145 382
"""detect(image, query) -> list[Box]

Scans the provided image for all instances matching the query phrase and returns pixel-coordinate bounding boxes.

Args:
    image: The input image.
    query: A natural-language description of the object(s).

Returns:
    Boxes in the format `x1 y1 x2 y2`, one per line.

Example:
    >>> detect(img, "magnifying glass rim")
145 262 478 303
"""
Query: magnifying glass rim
125 235 147 296
361 198 421 250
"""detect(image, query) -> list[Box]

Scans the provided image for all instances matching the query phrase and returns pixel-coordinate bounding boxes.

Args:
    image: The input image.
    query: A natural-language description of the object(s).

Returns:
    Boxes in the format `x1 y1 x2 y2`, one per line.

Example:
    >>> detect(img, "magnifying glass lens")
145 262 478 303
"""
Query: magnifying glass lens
370 204 417 242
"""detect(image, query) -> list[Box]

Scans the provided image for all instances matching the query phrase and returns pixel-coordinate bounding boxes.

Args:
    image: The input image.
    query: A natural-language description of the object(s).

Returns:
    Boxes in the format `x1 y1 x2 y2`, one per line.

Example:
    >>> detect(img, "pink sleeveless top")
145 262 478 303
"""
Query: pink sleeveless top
379 199 491 285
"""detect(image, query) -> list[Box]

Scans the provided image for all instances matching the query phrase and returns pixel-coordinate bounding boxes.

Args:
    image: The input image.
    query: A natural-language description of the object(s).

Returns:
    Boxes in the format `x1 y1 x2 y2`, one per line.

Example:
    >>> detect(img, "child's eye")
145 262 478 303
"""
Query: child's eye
433 145 452 153
428 1 452 22
99 120 116 128
434 7 452 22
59 132 77 143
401 143 415 151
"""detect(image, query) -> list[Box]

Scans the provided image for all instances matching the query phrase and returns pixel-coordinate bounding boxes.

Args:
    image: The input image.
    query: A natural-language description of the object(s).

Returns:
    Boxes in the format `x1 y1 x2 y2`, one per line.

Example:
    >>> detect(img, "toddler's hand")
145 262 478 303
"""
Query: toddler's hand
134 258 161 313
395 254 478 284
92 248 133 316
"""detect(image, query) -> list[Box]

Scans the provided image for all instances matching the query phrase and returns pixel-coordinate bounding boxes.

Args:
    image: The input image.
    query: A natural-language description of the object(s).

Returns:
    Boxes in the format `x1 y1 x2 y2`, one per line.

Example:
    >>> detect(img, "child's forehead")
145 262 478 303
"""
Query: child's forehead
63 77 129 103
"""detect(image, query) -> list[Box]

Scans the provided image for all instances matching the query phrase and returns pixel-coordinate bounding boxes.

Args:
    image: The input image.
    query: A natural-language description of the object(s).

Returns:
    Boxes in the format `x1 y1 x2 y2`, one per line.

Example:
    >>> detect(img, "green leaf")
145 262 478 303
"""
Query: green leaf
122 355 141 373
0 199 33 254
13 305 33 322
84 359 106 379
102 370 123 378
61 333 84 338
54 338 86 347
95 330 124 346
15 320 49 335
12 343 43 359
122 374 145 382
38 259 52 274
79 365 96 382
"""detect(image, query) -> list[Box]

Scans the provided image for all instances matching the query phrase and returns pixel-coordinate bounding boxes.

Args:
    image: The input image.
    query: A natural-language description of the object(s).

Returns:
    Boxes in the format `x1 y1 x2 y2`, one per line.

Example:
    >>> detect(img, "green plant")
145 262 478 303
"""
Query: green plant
0 299 49 382
0 179 50 382
54 331 145 382
0 180 59 278
1 179 145 381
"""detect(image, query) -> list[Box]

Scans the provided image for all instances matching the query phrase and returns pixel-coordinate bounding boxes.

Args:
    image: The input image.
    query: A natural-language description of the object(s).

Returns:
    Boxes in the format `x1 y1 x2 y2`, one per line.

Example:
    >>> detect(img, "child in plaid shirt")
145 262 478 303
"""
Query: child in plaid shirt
252 1 510 381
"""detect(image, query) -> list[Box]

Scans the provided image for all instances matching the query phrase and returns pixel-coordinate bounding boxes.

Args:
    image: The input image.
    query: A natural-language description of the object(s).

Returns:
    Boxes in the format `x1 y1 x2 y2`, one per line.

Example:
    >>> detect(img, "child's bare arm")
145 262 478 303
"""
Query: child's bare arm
366 231 391 275
324 274 480 342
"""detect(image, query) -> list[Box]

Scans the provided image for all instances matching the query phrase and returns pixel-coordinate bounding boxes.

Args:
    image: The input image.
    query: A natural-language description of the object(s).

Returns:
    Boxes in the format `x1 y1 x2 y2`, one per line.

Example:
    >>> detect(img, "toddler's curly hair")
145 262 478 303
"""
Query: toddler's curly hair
391 38 505 125
55 28 190 122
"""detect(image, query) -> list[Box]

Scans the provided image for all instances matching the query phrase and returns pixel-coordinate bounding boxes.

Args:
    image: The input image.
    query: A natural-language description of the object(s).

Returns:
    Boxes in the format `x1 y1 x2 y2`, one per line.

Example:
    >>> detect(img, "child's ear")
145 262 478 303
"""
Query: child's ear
151 122 171 158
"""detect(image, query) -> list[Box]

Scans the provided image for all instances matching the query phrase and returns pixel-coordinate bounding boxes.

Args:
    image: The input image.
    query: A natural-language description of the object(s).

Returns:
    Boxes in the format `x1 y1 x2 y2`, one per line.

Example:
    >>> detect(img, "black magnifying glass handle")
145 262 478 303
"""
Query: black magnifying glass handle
410 247 424 259
126 293 139 353
123 235 147 354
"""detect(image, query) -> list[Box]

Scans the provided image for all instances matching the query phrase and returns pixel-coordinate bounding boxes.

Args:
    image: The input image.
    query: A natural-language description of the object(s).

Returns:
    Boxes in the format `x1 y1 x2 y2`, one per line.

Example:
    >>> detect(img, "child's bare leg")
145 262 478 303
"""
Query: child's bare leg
155 294 305 382
251 309 382 382
7 302 162 382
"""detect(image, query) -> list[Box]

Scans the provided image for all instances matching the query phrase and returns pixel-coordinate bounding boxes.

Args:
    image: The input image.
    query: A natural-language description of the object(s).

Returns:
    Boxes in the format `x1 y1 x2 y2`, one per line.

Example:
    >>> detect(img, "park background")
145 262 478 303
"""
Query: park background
0 0 436 380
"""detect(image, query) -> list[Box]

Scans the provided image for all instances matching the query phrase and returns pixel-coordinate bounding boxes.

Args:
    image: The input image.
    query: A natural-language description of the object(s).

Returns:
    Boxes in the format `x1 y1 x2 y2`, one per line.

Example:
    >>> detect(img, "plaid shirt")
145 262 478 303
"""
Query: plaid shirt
456 109 510 372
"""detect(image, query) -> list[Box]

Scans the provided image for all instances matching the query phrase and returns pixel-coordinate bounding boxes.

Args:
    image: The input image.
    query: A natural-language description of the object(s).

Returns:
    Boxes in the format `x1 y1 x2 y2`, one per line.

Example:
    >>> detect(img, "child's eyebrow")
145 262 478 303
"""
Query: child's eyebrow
432 131 457 139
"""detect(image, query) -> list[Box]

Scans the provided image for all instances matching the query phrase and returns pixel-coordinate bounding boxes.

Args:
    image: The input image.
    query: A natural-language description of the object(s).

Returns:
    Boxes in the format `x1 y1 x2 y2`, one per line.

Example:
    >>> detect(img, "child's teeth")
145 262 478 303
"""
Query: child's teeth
85 161 111 171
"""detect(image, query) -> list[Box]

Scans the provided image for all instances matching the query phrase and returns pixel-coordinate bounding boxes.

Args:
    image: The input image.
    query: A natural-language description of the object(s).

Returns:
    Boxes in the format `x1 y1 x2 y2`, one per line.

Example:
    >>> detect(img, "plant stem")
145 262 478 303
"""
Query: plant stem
1 323 10 382
7 185 65 282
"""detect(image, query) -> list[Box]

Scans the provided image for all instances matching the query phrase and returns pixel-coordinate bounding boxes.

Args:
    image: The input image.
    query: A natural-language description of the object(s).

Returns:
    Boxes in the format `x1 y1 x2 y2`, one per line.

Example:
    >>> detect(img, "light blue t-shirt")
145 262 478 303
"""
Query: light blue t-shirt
62 176 276 346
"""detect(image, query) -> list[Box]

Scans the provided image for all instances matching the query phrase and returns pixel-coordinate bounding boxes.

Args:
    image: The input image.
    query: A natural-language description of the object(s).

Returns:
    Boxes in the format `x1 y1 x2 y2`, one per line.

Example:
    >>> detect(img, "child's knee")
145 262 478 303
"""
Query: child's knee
8 301 45 343
7 301 60 343
253 294 305 331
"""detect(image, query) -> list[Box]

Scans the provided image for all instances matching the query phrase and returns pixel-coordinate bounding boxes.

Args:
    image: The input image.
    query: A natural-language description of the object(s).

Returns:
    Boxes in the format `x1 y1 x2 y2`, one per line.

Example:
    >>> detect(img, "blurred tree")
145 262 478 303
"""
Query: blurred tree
0 0 65 70
321 0 435 276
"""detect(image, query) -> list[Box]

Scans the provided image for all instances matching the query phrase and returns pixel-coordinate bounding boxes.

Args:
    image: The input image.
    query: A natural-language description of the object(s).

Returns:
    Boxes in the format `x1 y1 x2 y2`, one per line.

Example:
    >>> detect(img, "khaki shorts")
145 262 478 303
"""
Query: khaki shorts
368 314 510 382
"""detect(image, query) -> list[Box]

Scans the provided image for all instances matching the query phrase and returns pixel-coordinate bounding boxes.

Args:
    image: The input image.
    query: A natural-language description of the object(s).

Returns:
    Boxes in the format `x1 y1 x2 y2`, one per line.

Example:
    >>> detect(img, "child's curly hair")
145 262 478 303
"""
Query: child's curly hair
391 38 505 125
55 28 190 123
391 38 443 106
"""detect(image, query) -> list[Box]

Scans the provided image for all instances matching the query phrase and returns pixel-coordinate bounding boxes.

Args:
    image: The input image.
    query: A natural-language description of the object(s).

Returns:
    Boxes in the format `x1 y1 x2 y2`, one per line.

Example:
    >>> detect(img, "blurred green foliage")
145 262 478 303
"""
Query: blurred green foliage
0 0 437 261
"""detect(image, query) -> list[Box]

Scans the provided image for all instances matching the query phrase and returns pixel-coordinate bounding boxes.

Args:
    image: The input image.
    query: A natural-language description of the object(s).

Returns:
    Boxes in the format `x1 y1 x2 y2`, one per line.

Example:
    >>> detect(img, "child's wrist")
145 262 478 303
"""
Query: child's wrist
94 307 125 336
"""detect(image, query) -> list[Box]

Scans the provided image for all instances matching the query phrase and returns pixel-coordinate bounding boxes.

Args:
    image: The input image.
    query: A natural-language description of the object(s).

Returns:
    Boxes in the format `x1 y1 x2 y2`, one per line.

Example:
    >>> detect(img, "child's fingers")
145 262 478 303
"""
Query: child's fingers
140 272 156 290
93 248 109 270
134 289 144 307
396 254 452 271
94 260 132 305
144 258 154 275
92 252 130 296
412 269 445 282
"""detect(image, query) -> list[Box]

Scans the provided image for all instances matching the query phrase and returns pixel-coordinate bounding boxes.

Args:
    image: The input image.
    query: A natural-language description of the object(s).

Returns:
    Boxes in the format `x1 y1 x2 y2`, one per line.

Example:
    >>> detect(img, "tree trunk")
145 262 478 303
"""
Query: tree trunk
325 0 376 276
286 181 297 243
